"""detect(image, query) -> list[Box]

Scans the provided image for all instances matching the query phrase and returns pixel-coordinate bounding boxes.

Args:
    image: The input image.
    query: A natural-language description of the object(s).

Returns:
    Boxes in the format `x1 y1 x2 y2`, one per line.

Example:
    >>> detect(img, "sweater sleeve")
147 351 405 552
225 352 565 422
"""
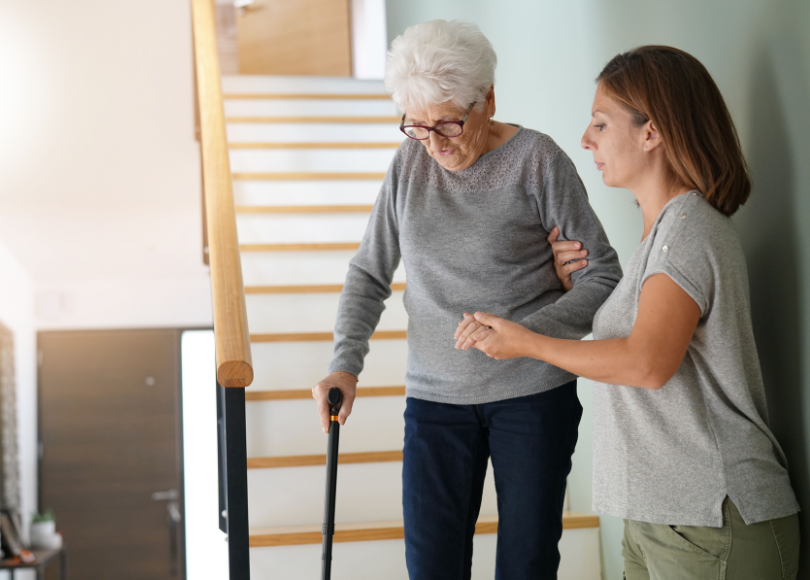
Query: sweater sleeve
327 159 402 377
519 147 623 339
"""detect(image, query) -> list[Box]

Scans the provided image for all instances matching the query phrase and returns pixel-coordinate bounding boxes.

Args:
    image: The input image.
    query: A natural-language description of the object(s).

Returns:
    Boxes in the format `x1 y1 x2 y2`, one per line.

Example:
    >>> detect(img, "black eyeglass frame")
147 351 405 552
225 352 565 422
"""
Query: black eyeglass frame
399 102 476 140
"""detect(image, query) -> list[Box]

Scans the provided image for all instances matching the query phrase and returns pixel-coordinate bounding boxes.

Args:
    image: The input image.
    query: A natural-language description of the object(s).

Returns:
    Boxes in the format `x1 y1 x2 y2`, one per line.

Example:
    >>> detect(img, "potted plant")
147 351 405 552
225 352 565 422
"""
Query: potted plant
30 510 61 549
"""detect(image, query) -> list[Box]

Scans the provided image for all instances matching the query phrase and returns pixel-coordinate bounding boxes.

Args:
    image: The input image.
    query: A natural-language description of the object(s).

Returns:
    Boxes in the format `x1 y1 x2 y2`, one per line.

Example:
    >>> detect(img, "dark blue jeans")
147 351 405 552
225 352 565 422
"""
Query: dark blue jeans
402 381 582 580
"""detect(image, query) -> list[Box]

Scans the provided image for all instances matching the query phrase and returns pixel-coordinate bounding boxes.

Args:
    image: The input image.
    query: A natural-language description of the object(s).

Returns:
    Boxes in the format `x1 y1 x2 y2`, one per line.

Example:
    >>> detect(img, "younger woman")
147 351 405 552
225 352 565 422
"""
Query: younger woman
455 46 800 579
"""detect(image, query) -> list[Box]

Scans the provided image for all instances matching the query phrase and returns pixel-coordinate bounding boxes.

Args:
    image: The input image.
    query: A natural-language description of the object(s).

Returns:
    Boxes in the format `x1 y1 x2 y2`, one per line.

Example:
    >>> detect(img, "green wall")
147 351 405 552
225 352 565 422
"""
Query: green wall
386 1 810 578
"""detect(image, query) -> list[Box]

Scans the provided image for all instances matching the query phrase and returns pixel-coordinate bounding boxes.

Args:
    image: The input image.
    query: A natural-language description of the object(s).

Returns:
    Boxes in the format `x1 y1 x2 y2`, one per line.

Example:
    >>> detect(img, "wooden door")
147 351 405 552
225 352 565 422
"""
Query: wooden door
39 330 184 580
236 0 352 76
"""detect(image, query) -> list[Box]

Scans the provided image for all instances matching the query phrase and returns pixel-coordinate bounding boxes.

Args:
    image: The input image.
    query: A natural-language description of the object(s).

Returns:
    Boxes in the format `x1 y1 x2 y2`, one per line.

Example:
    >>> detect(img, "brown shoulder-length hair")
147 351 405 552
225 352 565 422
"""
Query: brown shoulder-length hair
597 46 750 216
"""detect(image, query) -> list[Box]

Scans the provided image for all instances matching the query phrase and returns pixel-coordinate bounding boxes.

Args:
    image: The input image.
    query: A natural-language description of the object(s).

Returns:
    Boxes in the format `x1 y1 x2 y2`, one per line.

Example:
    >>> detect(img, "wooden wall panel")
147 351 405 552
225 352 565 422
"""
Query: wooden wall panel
237 0 352 76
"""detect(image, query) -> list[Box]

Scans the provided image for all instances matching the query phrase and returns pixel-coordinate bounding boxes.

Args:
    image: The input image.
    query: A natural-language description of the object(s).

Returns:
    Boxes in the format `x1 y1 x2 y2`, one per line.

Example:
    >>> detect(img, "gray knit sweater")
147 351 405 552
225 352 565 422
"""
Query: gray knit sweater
328 127 623 404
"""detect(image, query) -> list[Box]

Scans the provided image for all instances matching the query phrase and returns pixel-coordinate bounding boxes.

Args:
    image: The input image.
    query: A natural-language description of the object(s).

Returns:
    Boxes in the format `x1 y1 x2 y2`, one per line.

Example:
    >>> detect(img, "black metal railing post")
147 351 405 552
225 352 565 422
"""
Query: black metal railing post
217 382 250 580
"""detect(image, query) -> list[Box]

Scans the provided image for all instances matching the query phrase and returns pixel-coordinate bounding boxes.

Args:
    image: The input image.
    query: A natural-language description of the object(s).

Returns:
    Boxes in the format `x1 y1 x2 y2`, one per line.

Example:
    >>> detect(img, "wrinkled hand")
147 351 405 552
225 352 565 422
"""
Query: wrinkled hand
455 312 494 350
470 312 535 360
548 226 589 291
312 371 357 433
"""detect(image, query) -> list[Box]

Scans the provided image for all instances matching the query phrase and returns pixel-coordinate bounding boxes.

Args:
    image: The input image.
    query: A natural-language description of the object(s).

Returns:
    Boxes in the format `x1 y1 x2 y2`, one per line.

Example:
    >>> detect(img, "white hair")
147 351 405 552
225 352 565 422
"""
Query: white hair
384 20 497 113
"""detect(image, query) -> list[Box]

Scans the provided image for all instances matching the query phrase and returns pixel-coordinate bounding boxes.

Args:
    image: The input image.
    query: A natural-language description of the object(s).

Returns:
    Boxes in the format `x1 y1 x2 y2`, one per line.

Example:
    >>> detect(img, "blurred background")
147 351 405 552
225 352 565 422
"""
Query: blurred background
0 0 807 578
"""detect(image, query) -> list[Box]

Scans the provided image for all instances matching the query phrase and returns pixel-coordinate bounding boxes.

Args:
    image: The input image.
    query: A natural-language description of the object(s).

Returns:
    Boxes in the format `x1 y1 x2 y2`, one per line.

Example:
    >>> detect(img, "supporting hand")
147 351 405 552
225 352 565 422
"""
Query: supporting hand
548 226 589 291
470 312 537 360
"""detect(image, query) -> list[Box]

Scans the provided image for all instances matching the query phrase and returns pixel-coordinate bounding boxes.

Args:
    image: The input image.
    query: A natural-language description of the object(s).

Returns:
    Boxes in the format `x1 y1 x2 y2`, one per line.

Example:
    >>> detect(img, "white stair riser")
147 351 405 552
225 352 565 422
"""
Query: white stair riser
246 291 407 333
236 213 371 244
230 148 395 173
224 99 398 117
248 462 405 527
240 251 407 285
249 529 601 580
251 538 409 580
234 180 384 207
249 340 407 391
246 397 406 457
227 123 403 143
222 75 388 95
248 461 498 528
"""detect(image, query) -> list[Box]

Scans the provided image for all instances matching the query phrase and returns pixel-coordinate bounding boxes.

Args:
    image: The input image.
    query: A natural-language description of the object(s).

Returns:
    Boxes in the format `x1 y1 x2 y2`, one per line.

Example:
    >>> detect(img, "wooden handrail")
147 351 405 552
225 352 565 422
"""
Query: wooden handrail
191 0 253 387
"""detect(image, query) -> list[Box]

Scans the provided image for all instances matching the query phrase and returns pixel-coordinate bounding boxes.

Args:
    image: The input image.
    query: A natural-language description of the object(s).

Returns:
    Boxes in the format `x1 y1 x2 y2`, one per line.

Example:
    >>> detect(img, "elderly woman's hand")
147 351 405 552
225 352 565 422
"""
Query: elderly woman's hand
312 371 357 433
549 226 589 291
469 312 536 360
455 312 494 350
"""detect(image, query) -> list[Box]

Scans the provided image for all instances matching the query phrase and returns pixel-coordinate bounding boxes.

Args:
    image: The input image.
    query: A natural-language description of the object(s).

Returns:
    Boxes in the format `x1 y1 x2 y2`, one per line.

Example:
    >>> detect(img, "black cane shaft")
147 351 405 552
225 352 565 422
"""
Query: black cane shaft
321 387 342 580
322 420 339 579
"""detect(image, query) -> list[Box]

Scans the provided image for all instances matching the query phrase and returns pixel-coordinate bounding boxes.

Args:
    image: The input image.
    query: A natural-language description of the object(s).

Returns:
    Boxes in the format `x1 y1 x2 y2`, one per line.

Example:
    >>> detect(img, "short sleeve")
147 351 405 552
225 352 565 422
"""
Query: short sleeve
641 195 721 317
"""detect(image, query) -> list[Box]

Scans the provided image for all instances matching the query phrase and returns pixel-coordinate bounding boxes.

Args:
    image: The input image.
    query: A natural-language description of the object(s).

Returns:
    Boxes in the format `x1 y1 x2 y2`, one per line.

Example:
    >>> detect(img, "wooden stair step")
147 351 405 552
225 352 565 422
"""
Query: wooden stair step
245 283 406 295
250 331 406 343
246 386 406 401
229 142 400 149
236 205 373 214
223 93 391 100
233 172 386 181
248 450 402 469
226 116 400 124
240 242 361 252
249 512 600 547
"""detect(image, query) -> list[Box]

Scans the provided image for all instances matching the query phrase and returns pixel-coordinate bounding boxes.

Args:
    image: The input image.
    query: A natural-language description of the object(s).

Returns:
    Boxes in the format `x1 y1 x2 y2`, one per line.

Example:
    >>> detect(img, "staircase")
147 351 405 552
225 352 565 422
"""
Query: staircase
223 75 602 580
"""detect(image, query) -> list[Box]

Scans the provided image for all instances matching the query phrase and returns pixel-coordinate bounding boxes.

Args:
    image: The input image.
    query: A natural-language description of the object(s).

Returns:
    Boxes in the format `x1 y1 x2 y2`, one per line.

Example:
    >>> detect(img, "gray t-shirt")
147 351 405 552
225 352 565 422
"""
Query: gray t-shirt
592 191 799 526
328 127 623 404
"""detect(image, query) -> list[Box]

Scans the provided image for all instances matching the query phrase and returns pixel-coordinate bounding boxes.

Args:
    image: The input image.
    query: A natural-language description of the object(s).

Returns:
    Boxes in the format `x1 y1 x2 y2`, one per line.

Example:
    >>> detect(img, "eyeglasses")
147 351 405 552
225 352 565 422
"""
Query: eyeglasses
400 103 476 140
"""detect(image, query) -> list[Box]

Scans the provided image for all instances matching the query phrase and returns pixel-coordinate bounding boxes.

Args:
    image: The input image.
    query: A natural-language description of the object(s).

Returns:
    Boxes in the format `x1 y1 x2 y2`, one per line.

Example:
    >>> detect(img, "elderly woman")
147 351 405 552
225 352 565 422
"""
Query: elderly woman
312 20 622 580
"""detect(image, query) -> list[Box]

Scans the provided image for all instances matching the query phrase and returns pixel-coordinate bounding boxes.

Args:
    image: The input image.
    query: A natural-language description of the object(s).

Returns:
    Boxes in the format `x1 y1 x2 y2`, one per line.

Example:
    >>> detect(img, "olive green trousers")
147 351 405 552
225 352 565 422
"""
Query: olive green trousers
622 498 800 580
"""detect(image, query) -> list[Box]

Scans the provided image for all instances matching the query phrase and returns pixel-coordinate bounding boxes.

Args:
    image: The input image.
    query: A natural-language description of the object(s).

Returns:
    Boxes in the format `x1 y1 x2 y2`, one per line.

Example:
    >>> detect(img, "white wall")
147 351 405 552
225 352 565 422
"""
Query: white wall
351 0 389 79
0 241 37 551
36 277 212 330
0 0 212 331
181 330 229 580
386 1 810 578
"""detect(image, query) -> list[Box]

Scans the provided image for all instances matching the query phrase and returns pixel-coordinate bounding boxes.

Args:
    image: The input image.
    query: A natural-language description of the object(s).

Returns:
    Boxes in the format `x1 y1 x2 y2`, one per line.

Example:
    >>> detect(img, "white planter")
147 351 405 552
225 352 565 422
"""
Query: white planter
31 520 55 538
32 532 62 550
30 521 60 550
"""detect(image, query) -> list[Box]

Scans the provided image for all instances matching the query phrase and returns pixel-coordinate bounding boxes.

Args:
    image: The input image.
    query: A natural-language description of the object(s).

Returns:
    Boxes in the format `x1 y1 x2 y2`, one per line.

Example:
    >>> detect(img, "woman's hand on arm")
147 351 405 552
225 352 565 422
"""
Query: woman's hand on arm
454 312 493 349
548 226 589 291
312 371 358 433
472 273 701 389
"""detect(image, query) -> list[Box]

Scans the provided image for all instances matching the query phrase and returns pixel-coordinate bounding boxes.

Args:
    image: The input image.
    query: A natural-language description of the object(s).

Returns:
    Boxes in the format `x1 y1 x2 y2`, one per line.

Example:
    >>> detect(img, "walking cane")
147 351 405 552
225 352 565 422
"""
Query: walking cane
321 387 342 580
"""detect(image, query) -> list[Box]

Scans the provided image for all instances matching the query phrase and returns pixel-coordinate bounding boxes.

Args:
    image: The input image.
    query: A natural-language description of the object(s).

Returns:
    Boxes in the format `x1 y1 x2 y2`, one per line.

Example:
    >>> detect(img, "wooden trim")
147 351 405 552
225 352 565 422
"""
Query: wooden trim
229 142 401 149
224 93 391 100
249 512 599 547
240 242 360 252
232 172 386 181
247 450 402 469
250 520 405 547
191 0 253 387
245 386 406 401
250 330 406 343
561 513 602 530
235 205 373 214
226 116 400 124
245 283 406 294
